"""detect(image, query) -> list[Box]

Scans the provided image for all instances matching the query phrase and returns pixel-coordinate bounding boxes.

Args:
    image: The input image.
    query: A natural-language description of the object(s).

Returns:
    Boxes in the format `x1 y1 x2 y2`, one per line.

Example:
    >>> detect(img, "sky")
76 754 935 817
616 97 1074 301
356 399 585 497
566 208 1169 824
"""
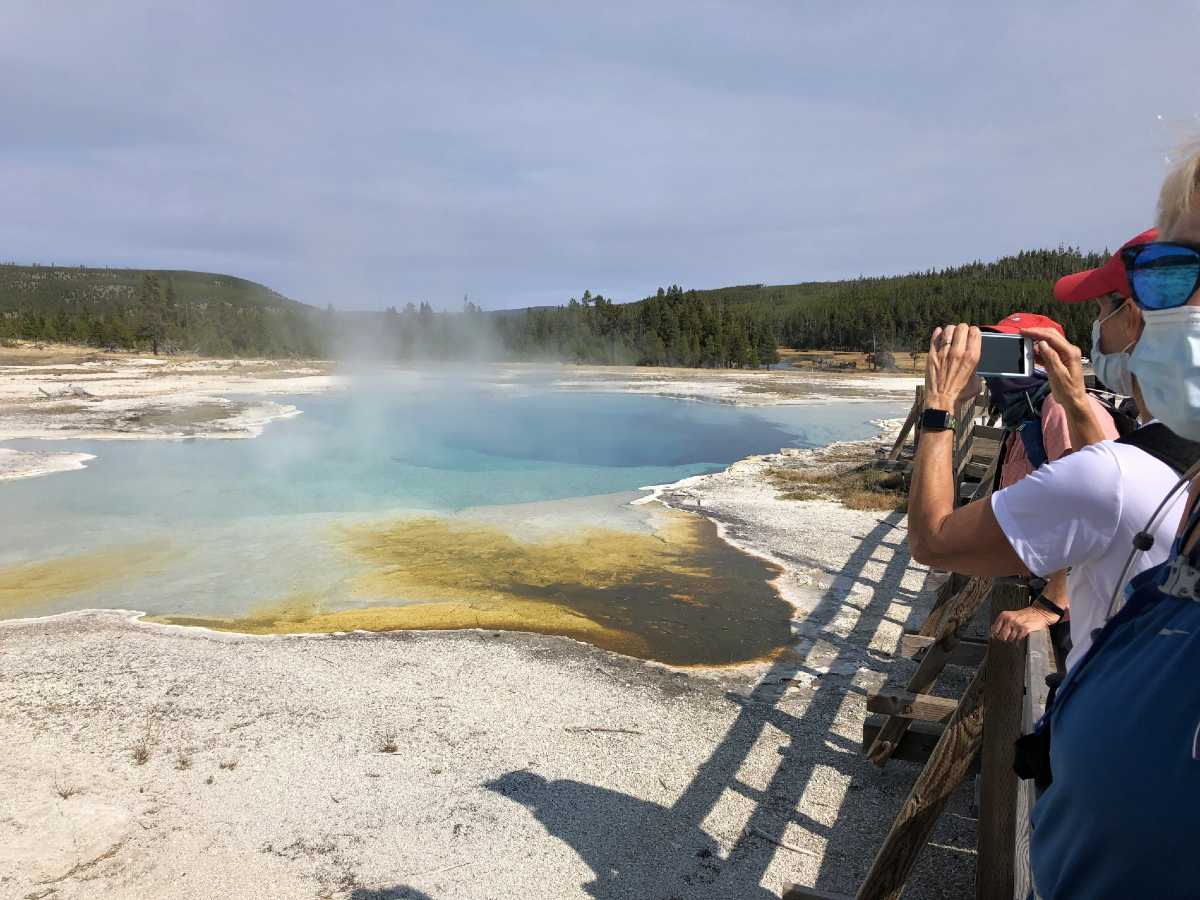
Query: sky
3 2 1198 311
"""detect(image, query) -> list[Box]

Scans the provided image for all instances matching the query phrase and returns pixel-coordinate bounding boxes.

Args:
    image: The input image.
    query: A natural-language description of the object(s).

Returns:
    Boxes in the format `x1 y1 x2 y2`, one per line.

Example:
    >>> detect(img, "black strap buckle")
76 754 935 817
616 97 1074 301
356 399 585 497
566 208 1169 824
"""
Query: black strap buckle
1030 591 1066 622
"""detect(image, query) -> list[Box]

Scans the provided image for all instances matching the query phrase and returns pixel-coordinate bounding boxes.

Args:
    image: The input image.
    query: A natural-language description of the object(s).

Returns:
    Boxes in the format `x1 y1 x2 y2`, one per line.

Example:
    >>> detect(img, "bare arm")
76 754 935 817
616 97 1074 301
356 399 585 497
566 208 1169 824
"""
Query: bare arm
907 427 1031 575
1023 326 1110 450
991 568 1068 641
907 323 1030 576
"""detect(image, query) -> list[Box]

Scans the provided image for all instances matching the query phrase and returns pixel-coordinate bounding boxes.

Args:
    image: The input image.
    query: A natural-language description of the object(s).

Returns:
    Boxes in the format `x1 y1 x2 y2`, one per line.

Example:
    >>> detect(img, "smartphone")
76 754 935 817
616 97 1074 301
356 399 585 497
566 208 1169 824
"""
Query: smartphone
977 332 1034 377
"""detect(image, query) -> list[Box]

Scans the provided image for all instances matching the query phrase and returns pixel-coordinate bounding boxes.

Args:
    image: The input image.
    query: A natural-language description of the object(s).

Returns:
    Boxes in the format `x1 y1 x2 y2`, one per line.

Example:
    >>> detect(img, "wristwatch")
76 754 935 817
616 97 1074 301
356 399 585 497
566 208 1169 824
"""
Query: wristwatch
1031 592 1066 623
921 408 958 432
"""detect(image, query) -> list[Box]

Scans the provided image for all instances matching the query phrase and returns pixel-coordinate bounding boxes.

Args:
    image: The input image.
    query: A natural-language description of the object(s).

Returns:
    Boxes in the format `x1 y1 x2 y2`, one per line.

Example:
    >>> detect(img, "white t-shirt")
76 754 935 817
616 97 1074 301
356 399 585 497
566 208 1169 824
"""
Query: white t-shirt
991 440 1185 671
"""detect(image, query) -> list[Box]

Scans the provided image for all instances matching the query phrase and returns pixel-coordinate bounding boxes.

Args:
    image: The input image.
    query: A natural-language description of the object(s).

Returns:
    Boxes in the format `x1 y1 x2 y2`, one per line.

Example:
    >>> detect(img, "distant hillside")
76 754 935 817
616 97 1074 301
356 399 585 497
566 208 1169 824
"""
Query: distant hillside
0 264 311 314
494 247 1110 367
0 264 323 357
1 247 1112 365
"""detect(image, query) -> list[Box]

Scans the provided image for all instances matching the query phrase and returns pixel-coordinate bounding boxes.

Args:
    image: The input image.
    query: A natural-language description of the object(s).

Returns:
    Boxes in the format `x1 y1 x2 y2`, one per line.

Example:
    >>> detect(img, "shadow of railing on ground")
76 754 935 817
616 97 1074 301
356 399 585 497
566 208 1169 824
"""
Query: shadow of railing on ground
487 509 973 898
350 886 435 900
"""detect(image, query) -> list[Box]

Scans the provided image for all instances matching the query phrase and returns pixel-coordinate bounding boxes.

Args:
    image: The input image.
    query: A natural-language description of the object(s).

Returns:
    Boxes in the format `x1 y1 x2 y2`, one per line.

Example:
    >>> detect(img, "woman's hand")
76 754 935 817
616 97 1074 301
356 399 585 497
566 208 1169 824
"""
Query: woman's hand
1023 326 1088 410
991 605 1058 641
925 323 982 411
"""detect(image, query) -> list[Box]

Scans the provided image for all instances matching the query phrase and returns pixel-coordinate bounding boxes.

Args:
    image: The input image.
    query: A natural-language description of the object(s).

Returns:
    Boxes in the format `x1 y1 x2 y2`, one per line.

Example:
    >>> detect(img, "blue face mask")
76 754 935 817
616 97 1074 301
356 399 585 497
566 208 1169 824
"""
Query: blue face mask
1130 305 1200 440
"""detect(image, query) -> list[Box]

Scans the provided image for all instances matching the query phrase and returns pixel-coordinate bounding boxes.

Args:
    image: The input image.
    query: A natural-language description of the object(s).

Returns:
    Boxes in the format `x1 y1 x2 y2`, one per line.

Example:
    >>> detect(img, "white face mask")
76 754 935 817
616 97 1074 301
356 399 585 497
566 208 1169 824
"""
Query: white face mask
1129 305 1200 440
1090 301 1135 396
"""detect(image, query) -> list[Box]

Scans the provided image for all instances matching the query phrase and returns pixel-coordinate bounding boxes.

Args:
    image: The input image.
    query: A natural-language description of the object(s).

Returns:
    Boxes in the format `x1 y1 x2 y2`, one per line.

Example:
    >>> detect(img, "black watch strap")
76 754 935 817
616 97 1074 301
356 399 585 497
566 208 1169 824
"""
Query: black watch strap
1031 593 1066 622
921 408 958 432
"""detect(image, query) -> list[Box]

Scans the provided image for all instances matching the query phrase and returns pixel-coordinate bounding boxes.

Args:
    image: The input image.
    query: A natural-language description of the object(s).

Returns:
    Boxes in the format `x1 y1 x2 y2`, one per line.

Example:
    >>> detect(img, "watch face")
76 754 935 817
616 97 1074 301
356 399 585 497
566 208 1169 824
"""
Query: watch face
922 409 952 430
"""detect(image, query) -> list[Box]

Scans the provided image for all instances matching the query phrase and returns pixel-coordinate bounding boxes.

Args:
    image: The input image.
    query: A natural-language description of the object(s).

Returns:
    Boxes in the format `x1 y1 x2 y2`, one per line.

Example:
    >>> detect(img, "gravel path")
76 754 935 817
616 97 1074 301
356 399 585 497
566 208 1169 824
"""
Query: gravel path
0 422 977 899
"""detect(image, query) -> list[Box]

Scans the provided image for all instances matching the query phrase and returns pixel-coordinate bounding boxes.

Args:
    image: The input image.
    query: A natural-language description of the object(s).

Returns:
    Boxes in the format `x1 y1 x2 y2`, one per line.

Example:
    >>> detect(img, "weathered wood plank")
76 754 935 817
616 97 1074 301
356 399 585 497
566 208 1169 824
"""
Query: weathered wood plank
862 715 982 772
977 583 1027 900
965 446 1003 504
1013 627 1054 900
855 663 988 900
781 886 852 900
931 572 969 612
898 633 987 668
918 575 993 640
867 689 958 723
972 425 1006 443
887 390 924 461
959 479 984 500
1022 626 1054 731
867 577 991 765
963 459 993 480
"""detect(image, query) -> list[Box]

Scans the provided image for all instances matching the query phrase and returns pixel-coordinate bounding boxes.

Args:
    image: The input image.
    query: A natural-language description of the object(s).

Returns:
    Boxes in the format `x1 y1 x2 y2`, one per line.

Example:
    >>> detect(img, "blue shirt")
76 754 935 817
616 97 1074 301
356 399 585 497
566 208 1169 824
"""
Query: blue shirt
1030 564 1200 899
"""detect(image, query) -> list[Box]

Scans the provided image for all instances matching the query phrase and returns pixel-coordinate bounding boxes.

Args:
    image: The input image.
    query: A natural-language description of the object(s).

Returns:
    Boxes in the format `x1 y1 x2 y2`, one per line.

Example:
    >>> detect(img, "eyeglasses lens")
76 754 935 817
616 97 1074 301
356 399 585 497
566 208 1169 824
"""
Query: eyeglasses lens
1129 244 1200 310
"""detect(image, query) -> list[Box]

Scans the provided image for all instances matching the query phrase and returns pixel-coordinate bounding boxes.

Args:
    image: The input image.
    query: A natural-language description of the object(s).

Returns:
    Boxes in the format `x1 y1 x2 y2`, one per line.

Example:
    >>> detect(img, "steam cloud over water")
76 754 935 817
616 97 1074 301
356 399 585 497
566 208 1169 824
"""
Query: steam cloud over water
0 371 903 662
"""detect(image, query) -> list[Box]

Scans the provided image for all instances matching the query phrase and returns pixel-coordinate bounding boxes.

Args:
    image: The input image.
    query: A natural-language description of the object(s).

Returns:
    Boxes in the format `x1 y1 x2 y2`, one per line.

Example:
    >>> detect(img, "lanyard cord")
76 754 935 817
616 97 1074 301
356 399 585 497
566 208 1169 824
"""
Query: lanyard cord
1105 459 1200 618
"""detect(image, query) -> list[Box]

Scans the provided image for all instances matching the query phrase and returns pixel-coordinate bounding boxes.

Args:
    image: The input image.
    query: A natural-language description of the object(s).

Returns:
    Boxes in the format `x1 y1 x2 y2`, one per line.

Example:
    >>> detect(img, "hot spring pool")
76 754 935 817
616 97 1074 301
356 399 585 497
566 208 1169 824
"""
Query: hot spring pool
0 374 904 664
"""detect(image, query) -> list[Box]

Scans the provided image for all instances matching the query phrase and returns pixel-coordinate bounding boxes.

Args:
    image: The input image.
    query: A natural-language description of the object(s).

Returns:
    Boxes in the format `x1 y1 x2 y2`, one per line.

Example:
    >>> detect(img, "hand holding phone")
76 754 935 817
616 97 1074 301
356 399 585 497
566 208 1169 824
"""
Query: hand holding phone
976 332 1035 377
1022 326 1088 408
925 323 982 411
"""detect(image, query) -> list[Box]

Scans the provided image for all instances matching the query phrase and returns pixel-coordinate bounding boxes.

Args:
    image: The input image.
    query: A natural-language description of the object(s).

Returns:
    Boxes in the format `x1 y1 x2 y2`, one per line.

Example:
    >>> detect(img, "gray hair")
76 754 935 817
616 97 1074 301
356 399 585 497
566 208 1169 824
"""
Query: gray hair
1158 137 1200 238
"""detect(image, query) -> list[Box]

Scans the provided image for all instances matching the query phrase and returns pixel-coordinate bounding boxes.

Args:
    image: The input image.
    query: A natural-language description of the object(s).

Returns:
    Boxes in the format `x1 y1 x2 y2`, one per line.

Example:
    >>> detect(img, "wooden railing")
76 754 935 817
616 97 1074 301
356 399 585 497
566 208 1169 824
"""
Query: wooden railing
784 389 1057 900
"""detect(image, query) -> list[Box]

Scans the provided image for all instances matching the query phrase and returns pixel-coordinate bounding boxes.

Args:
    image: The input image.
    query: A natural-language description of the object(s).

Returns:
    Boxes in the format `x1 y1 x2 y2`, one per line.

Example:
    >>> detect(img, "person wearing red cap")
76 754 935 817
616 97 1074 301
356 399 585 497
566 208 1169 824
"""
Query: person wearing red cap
981 312 1120 490
966 312 1120 648
1025 229 1161 445
906 231 1197 674
1025 146 1200 900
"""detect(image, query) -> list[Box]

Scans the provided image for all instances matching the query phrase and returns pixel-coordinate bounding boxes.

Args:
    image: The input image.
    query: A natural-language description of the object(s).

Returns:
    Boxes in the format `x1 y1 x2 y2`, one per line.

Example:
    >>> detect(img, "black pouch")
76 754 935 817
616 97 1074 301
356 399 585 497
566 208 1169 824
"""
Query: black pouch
1013 727 1053 791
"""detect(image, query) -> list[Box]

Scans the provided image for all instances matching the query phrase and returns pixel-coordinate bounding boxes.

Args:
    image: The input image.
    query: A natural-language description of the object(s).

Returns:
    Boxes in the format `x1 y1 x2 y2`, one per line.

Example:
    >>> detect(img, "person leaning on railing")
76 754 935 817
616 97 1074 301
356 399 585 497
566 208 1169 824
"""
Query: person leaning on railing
986 239 1161 650
905 231 1197 674
1026 140 1200 900
972 311 1120 650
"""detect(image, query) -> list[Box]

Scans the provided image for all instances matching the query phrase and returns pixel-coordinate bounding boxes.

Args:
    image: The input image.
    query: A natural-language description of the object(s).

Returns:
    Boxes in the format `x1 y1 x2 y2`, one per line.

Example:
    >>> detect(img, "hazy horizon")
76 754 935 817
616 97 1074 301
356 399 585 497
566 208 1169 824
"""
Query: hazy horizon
4 2 1198 312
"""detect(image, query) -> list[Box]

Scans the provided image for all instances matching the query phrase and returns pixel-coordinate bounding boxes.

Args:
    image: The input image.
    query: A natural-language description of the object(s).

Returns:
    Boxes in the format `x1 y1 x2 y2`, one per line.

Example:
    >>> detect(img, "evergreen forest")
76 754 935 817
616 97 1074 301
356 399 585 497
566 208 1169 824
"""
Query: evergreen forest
0 246 1109 365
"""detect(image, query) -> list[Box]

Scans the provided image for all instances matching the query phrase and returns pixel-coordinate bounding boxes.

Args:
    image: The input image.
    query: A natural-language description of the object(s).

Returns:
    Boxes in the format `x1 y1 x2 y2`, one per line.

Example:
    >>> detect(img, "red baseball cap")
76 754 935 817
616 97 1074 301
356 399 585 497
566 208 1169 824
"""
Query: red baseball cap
1053 228 1159 303
983 312 1065 338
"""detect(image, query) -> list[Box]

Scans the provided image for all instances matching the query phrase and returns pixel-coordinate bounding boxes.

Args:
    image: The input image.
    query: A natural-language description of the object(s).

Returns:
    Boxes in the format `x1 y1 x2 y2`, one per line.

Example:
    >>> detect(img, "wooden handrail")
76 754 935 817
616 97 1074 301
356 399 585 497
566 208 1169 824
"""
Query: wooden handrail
787 390 1050 900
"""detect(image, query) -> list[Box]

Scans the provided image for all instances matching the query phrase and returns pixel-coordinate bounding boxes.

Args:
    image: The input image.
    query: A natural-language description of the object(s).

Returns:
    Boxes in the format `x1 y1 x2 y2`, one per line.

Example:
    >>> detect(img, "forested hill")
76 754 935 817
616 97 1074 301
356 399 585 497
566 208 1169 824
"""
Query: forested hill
0 264 322 357
1 246 1109 364
495 247 1109 367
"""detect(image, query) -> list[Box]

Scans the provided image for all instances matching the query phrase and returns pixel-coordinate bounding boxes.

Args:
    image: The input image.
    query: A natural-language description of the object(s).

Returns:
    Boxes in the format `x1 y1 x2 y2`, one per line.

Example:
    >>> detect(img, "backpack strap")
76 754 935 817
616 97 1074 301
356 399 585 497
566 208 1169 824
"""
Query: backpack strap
1115 422 1200 475
1018 418 1049 469
999 382 1052 470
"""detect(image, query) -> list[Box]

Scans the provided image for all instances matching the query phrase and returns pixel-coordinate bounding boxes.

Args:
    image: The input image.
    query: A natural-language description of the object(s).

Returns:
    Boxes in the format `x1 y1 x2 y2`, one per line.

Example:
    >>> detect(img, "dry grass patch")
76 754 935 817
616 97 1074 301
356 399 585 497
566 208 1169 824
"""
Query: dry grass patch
375 729 399 754
768 463 907 512
52 781 83 800
131 740 152 766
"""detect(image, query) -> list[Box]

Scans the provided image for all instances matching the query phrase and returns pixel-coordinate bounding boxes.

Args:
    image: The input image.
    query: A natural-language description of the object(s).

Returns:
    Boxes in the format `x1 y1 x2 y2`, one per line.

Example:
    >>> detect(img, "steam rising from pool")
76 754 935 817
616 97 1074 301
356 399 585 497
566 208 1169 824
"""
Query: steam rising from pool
0 371 903 664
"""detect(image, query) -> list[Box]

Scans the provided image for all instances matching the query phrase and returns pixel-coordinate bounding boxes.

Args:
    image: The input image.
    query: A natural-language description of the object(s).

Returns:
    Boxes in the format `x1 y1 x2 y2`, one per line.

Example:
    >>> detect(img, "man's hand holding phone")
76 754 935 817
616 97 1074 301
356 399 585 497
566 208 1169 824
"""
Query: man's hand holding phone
925 323 982 411
1021 326 1089 411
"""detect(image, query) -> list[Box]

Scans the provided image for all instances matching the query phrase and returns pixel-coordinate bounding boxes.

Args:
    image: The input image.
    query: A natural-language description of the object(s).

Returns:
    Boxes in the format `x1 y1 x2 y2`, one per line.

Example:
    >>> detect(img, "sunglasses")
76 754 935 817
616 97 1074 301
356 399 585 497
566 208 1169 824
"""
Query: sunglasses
1120 241 1200 310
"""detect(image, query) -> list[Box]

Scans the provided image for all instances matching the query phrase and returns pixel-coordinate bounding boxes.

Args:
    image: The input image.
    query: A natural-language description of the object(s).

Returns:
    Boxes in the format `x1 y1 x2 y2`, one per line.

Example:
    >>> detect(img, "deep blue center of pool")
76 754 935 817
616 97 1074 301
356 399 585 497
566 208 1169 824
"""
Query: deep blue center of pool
1 383 903 542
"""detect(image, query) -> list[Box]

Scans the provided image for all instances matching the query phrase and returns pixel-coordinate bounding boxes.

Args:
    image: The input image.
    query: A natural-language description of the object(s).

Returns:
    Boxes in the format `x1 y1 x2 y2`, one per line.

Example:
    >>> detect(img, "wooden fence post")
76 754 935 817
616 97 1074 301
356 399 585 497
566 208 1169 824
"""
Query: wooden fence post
853 661 988 900
866 577 992 765
888 386 925 461
976 583 1028 899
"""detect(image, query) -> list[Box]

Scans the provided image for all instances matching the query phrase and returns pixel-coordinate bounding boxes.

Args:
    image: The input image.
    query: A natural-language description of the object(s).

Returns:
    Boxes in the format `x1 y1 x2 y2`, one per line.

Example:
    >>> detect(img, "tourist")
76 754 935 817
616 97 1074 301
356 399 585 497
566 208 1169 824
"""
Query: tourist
1029 141 1200 899
906 236 1197 670
975 312 1120 647
985 312 1120 489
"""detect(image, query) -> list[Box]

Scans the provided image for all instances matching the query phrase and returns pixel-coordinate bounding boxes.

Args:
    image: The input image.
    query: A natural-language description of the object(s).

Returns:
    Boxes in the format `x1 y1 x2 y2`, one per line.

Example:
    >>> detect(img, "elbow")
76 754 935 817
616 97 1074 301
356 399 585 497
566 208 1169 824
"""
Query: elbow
909 534 935 567
908 523 952 569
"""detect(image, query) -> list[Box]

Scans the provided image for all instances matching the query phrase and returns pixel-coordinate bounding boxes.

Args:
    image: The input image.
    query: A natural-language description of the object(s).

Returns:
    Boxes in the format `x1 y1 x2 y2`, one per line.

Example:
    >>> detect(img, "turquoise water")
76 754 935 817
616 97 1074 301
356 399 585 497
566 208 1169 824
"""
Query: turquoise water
2 384 902 528
0 378 903 625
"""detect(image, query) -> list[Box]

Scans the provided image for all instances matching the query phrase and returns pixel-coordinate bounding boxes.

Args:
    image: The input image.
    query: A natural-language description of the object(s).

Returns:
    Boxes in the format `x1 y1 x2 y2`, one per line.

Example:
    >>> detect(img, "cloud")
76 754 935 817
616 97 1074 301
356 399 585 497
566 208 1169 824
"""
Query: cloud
2 1 1197 309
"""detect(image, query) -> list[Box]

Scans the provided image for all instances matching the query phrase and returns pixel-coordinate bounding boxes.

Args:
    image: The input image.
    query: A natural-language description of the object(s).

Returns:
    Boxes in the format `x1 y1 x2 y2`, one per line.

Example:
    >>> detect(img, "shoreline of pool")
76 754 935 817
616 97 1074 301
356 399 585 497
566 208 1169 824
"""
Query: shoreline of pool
0 346 920 481
0 411 972 898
